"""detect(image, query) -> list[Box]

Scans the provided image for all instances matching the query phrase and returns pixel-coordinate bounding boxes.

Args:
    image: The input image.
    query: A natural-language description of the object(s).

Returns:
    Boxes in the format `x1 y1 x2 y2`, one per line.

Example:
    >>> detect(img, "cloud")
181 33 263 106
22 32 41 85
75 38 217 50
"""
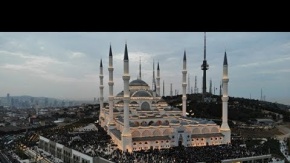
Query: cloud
0 32 290 105
236 56 290 68
69 51 86 59
258 69 290 74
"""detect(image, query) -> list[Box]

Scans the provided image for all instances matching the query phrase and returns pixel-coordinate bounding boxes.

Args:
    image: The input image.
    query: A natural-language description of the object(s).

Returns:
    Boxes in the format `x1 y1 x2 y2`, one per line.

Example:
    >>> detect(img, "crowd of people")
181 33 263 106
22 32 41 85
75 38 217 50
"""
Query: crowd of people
40 121 114 157
39 121 270 162
105 142 269 163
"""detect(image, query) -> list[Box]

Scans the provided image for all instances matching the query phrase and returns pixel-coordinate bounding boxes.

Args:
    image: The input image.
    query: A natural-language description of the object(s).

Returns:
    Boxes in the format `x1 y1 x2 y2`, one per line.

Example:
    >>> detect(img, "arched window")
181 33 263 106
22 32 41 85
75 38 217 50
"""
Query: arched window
134 121 140 126
163 129 171 136
141 102 150 111
153 130 161 136
141 121 147 126
148 121 154 126
202 128 210 134
142 130 151 137
192 128 200 134
211 127 218 133
132 131 141 137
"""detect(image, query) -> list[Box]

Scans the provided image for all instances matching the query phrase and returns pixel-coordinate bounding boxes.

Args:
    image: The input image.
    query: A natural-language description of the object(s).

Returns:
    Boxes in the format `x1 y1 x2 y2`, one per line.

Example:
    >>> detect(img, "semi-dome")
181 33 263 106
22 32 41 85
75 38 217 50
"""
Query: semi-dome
132 90 152 97
129 79 149 86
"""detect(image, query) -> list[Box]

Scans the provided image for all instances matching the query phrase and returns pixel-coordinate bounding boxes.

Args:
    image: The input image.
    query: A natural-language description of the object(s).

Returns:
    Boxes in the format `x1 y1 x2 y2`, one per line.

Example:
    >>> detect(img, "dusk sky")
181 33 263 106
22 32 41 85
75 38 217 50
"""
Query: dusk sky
0 32 289 105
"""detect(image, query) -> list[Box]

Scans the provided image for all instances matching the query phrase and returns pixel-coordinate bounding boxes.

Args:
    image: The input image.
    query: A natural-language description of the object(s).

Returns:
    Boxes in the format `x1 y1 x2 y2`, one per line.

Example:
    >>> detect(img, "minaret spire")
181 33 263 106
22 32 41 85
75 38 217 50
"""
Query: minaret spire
223 51 228 65
182 50 187 117
109 44 112 56
221 50 231 144
124 43 128 60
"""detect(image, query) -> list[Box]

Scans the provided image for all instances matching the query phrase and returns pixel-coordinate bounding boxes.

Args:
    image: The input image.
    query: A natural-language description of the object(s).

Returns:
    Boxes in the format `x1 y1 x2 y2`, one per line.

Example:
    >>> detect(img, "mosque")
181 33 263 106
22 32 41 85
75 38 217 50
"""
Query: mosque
98 38 231 152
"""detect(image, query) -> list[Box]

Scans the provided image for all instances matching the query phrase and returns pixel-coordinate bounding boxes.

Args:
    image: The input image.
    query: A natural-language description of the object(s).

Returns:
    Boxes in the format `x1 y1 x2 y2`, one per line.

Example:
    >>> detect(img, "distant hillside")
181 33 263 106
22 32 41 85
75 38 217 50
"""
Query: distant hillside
163 93 290 123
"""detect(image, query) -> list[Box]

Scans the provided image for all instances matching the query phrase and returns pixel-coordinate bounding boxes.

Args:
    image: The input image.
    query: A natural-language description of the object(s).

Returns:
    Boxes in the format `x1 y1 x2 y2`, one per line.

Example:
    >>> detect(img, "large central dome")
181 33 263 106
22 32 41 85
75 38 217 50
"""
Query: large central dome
129 79 149 86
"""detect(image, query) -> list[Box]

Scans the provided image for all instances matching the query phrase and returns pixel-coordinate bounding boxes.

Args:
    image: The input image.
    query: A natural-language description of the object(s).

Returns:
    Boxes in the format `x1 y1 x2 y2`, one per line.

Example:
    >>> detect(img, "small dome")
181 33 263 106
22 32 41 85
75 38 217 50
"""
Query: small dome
189 122 199 125
173 108 180 111
207 120 216 124
200 120 208 124
164 108 171 111
180 121 188 125
129 79 149 86
130 101 138 104
116 91 124 97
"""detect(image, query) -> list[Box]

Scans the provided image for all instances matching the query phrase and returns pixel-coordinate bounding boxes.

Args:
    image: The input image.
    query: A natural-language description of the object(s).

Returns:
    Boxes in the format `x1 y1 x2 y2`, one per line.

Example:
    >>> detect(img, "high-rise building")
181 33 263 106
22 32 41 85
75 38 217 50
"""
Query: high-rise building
7 93 10 106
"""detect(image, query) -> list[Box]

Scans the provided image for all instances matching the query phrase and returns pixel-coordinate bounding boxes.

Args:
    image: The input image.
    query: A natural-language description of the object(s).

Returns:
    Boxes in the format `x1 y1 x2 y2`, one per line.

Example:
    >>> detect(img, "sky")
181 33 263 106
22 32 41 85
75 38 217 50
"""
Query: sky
0 32 289 105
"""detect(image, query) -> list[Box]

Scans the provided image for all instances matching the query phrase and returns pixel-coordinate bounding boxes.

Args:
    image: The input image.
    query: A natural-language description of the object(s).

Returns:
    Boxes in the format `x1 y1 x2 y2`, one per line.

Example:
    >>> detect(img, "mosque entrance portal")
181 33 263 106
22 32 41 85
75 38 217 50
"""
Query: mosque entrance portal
178 140 182 146
178 134 183 147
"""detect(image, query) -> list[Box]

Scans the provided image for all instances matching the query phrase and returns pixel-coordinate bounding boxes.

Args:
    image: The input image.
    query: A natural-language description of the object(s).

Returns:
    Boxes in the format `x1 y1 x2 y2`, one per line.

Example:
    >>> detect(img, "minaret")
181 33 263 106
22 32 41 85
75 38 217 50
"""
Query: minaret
163 80 165 96
201 32 209 101
138 57 141 80
220 51 231 144
209 79 212 94
156 62 160 96
99 59 104 124
182 50 187 116
188 74 190 94
152 60 156 90
219 81 222 96
194 76 198 94
121 43 132 152
108 45 114 127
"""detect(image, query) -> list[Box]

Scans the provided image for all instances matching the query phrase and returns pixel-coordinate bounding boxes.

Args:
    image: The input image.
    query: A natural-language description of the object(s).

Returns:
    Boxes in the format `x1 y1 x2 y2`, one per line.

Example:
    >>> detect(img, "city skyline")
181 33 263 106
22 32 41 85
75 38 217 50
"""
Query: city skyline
0 32 289 105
